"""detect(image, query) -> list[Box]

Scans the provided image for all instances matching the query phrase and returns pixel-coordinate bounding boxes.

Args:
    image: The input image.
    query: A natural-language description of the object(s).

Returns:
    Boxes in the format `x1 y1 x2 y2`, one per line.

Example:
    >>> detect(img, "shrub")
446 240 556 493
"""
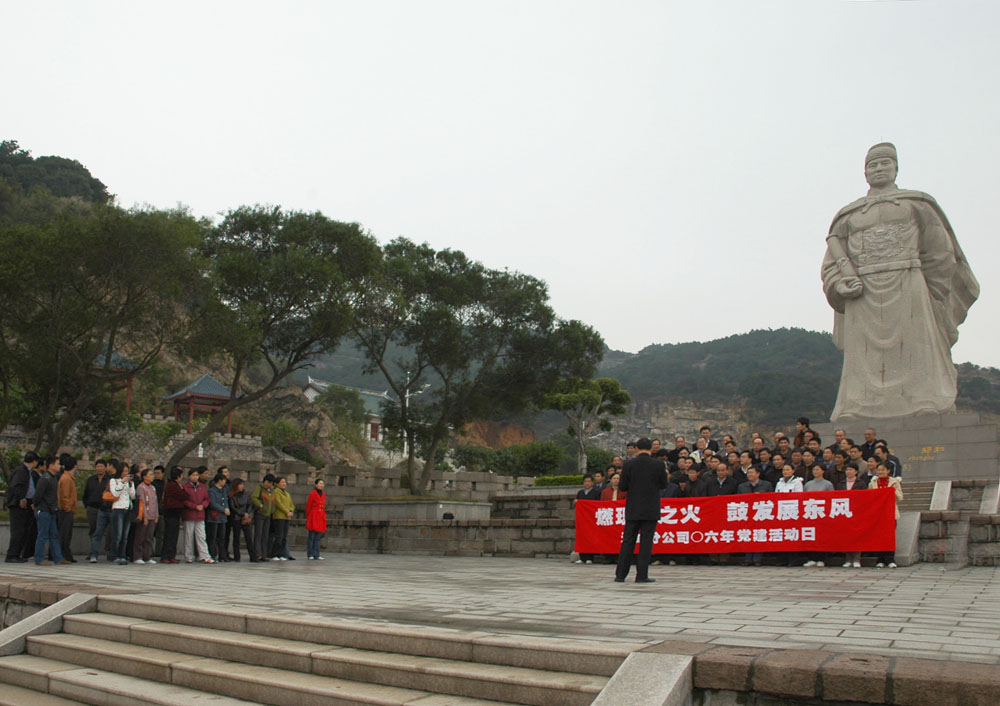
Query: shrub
534 474 583 487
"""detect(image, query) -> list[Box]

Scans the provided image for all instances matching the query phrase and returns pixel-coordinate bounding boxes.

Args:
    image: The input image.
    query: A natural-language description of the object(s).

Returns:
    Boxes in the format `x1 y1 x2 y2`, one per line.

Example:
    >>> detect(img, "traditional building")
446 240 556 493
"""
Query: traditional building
163 373 238 434
301 376 398 461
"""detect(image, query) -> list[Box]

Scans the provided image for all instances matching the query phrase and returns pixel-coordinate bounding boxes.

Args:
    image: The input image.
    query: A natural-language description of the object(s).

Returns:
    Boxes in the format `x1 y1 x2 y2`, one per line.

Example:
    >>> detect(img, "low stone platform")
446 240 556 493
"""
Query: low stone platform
814 412 1000 481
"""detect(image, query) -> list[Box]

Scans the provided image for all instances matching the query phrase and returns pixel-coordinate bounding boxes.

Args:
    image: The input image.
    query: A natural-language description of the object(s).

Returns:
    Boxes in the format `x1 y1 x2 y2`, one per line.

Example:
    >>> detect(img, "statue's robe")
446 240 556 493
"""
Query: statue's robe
822 190 978 420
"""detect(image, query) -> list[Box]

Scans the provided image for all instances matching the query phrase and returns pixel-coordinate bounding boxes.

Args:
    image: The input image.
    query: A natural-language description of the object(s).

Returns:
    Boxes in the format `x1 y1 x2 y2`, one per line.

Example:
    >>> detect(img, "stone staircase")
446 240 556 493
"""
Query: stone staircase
898 480 936 512
0 595 623 706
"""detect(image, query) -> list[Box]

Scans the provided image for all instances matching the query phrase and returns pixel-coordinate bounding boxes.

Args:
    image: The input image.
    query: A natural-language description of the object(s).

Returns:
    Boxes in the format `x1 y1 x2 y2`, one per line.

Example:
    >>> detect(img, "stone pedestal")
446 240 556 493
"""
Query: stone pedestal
814 413 999 482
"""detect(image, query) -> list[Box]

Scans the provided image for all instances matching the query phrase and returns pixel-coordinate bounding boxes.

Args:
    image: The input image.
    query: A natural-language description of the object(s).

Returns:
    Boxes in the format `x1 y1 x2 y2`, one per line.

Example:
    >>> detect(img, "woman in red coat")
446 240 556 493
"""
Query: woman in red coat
305 478 328 560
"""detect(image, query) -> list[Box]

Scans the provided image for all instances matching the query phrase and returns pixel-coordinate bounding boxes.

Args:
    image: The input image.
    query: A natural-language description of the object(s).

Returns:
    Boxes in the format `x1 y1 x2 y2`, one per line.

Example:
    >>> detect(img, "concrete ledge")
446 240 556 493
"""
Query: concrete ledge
592 652 692 706
929 480 952 511
980 480 1000 515
0 593 96 657
895 511 921 567
646 640 1000 705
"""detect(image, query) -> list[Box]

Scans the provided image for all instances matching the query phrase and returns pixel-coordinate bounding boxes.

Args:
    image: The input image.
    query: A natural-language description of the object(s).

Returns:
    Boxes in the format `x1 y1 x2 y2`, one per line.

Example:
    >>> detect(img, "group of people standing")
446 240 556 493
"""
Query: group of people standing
5 453 330 565
577 421 904 582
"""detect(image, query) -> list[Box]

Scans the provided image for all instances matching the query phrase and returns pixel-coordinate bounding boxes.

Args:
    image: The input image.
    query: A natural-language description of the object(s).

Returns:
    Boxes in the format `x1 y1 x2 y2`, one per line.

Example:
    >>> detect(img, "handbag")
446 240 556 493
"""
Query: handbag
102 489 117 503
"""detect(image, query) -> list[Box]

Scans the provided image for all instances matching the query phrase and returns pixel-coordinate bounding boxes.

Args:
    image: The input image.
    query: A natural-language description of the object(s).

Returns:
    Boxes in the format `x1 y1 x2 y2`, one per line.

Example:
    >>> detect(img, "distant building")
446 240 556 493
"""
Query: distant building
302 376 399 463
164 373 239 433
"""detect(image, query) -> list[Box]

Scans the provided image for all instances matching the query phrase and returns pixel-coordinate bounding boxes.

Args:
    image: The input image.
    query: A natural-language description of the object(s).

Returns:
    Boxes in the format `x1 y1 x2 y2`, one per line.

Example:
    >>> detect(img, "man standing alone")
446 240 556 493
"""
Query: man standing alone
615 438 668 584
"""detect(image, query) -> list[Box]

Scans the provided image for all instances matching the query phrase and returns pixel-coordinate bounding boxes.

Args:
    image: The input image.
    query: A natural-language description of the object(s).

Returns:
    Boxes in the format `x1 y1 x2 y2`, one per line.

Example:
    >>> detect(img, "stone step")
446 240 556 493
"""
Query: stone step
0 681 87 706
62 613 606 706
26 633 524 706
0 653 258 706
96 594 634 676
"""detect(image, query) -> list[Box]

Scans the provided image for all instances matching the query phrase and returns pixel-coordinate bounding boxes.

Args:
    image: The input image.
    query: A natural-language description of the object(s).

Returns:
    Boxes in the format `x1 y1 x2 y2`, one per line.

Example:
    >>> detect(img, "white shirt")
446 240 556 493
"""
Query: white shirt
774 476 804 493
110 478 135 510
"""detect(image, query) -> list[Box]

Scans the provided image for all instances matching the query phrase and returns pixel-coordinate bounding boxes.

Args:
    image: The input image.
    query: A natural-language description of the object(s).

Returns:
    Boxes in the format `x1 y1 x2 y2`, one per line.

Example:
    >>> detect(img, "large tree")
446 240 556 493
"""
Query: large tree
0 205 207 477
349 238 604 494
163 205 379 469
543 376 631 475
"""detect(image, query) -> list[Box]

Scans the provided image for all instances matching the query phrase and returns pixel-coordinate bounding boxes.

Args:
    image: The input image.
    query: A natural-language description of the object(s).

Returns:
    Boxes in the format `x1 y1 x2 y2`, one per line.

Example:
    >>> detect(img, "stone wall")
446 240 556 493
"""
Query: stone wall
319 519 575 557
491 492 575 520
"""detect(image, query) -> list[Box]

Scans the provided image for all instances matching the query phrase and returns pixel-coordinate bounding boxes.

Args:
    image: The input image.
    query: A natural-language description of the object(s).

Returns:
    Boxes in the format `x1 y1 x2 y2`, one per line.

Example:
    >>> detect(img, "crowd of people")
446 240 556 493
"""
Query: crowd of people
576 419 904 571
5 453 330 566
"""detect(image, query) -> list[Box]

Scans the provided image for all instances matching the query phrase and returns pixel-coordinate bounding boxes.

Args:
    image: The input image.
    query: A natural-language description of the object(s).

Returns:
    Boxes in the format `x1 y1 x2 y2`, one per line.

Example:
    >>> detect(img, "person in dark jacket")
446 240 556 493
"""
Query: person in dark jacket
32 456 68 565
704 461 739 497
160 467 187 563
614 438 668 583
574 474 603 565
737 467 774 495
682 467 707 498
5 452 40 563
82 460 110 550
206 473 230 562
737 467 773 566
152 465 166 557
228 478 254 562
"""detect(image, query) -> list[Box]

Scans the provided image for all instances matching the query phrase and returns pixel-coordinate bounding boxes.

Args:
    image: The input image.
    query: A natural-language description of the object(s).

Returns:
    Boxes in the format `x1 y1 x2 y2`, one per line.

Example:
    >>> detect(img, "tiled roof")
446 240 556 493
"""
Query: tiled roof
163 373 233 400
306 376 388 417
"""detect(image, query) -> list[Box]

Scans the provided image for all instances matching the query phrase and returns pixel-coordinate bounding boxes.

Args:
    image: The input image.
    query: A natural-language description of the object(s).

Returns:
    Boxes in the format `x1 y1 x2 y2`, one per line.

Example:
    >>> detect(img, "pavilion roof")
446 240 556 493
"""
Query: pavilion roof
163 373 234 401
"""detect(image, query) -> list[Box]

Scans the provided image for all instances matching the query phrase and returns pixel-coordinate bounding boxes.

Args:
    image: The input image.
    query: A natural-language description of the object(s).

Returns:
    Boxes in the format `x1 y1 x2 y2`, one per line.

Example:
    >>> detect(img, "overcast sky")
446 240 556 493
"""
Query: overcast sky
6 1 998 366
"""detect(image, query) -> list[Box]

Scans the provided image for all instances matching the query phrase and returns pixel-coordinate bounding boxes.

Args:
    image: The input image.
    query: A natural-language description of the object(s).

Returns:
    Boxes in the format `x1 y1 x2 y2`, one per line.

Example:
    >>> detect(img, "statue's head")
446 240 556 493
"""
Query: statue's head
865 142 898 188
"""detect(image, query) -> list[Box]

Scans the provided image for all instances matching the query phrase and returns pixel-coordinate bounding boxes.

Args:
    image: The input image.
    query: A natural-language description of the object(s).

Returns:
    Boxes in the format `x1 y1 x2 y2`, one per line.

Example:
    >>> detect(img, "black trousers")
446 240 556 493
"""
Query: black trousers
615 519 657 581
230 518 253 561
206 522 226 560
223 520 233 558
270 518 290 558
58 510 75 561
6 505 32 559
161 513 181 561
252 514 271 561
21 508 37 559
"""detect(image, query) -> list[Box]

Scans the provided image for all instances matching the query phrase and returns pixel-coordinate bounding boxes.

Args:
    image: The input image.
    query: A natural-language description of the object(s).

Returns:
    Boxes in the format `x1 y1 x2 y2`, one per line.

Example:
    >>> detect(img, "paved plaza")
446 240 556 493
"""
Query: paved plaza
2 555 999 665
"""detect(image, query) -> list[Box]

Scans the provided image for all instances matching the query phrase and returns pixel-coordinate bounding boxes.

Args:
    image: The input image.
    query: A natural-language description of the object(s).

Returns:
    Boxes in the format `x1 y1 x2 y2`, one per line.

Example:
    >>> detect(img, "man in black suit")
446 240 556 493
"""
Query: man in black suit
615 438 668 583
5 452 40 563
704 460 739 496
859 428 881 460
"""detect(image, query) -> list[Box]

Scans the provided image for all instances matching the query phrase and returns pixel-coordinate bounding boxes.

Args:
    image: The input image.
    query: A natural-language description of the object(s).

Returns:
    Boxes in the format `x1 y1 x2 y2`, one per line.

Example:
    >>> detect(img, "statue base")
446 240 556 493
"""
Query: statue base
813 413 999 482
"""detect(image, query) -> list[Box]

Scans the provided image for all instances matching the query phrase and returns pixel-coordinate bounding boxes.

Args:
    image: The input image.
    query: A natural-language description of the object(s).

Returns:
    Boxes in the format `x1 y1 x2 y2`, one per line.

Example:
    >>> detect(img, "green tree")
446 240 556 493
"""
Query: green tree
0 205 207 479
543 377 630 475
0 140 108 204
163 206 379 470
349 238 603 494
450 443 495 473
491 441 566 477
314 384 369 460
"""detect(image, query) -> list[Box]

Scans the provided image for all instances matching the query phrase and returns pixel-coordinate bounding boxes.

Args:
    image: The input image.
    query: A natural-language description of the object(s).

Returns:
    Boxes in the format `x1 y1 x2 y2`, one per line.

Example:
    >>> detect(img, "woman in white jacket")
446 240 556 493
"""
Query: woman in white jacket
774 465 804 493
773 464 803 566
109 464 136 565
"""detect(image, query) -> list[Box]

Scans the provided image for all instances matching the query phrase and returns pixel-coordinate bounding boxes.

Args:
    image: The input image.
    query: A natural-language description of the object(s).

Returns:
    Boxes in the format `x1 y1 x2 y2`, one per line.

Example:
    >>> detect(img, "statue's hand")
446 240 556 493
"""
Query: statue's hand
835 277 863 298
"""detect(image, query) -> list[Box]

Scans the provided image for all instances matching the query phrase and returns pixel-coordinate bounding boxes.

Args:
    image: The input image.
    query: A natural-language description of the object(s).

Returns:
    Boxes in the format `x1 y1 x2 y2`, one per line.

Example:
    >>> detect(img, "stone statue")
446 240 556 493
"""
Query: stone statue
822 143 979 421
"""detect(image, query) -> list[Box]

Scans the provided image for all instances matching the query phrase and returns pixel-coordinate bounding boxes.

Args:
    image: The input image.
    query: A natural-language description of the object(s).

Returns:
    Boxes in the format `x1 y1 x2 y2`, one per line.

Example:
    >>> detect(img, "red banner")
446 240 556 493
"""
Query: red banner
574 489 897 554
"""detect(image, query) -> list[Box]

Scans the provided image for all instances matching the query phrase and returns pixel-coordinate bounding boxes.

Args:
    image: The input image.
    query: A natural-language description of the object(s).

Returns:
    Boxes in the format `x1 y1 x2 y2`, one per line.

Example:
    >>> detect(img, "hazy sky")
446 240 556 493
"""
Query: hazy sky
6 1 999 366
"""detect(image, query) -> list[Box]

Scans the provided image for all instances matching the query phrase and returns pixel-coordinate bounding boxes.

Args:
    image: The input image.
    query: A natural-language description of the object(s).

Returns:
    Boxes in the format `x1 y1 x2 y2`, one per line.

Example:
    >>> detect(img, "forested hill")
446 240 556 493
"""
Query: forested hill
0 140 109 205
600 328 1000 426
